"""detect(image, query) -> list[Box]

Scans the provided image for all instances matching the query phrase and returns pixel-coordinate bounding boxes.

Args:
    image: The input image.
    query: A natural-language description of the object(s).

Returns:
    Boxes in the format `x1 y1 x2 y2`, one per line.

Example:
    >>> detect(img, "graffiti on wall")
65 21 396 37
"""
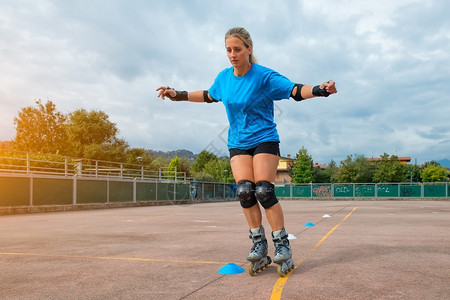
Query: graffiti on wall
312 185 332 197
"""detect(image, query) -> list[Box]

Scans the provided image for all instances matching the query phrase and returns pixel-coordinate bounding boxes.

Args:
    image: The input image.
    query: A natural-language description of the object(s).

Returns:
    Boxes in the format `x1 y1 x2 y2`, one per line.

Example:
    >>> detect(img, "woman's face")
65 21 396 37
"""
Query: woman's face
225 36 251 69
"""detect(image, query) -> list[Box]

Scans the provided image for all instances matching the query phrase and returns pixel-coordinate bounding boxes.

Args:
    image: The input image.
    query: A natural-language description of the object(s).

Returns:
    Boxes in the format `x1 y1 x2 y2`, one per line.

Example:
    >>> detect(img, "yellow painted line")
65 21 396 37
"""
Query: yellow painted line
270 207 358 300
0 252 226 265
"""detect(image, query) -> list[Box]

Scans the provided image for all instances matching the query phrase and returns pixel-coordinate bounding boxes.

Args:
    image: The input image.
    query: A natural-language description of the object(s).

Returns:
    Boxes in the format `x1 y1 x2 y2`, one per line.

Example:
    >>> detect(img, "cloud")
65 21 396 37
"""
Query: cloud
0 0 449 164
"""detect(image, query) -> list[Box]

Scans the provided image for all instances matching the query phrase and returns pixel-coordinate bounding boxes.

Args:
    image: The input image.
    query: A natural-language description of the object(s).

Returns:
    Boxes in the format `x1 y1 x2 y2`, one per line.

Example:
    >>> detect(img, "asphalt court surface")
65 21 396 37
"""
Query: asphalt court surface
1 200 449 299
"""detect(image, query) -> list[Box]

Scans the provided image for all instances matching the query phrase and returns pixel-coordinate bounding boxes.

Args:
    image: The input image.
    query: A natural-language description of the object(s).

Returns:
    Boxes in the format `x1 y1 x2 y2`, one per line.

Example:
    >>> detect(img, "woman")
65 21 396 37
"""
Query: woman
157 27 337 277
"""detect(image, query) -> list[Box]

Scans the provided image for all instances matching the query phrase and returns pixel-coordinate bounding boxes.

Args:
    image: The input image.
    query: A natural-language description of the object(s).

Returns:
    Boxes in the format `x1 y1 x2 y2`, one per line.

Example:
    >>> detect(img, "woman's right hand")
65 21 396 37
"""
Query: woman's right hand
156 86 176 100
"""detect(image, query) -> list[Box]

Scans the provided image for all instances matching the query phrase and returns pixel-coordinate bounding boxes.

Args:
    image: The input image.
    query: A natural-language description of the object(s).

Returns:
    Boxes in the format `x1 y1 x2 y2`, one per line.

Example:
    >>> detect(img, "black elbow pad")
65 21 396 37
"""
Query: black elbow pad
292 84 305 102
203 90 218 103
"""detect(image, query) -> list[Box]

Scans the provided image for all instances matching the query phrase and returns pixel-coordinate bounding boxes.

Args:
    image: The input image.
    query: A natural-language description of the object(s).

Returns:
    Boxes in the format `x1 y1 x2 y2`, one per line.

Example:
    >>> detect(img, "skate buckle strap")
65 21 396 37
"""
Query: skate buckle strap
251 241 263 251
272 234 289 246
275 243 290 255
249 233 262 239
274 237 290 256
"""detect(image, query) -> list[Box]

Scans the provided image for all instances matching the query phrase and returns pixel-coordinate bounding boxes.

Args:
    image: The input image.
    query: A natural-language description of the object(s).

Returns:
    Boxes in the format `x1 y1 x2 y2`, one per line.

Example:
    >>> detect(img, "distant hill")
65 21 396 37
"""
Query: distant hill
148 149 197 161
437 158 450 169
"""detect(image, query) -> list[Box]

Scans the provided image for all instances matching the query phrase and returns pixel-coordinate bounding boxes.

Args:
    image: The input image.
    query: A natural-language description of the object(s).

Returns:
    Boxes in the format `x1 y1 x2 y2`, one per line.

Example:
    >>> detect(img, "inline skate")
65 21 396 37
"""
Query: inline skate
247 225 272 276
272 227 295 277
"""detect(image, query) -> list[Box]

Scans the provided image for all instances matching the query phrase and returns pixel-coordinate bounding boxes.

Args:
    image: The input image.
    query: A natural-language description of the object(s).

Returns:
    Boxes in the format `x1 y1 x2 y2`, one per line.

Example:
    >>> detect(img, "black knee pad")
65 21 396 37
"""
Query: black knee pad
255 181 278 209
237 180 257 208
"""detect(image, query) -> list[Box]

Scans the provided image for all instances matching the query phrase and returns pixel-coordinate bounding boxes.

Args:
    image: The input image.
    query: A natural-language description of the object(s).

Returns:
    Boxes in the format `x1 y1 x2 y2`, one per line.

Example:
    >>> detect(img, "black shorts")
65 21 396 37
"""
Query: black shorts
229 142 280 159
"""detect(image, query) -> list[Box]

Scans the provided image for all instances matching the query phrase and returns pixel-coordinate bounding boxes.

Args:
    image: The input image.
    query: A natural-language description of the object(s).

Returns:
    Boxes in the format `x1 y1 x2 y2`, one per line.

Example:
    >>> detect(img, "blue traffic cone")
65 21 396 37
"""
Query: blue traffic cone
218 263 245 275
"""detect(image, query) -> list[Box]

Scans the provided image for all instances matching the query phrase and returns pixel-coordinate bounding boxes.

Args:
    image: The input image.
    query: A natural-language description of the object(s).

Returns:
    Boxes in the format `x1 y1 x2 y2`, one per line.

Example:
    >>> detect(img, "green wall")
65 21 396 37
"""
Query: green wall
0 177 30 206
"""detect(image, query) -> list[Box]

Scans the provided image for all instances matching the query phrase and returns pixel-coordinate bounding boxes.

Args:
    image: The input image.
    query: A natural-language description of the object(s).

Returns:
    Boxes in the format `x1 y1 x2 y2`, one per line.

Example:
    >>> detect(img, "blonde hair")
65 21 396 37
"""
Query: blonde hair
225 27 257 64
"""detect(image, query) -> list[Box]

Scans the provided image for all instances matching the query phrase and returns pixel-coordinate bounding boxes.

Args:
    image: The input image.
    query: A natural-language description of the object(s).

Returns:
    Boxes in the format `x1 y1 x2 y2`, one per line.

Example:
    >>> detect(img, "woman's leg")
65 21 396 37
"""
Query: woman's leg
230 154 262 229
231 153 284 231
253 153 285 231
252 153 294 276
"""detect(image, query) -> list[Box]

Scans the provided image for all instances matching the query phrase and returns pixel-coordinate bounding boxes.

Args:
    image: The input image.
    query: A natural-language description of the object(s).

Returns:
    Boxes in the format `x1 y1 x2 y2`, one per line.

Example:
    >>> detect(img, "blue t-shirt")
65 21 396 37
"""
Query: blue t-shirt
208 63 295 149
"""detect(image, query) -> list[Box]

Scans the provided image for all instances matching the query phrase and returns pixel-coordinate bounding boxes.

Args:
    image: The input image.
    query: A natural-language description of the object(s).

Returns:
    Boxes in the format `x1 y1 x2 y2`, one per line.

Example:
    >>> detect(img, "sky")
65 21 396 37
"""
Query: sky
1 0 449 165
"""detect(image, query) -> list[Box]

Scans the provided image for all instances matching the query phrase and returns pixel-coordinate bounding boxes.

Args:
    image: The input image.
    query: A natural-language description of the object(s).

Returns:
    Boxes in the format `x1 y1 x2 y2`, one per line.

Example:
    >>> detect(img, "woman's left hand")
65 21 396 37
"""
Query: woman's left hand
320 80 337 94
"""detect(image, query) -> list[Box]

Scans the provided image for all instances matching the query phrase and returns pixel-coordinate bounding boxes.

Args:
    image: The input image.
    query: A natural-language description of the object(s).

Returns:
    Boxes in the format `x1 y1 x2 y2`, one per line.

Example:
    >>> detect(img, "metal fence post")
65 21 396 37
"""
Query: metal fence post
76 160 83 176
133 178 137 203
155 180 158 201
65 157 68 177
106 177 110 203
29 174 33 207
174 167 177 203
27 153 30 174
73 175 77 205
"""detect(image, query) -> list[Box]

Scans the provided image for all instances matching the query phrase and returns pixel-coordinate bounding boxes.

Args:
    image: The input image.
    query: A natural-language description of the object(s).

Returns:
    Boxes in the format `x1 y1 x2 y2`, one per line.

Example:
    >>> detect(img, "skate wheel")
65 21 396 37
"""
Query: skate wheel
249 263 256 276
277 265 285 277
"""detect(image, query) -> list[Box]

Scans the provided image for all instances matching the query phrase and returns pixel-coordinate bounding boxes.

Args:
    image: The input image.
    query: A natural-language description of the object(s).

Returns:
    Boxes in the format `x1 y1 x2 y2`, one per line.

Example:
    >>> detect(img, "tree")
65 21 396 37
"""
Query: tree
123 148 156 178
327 160 339 183
404 164 422 183
313 159 337 183
13 100 68 154
0 140 12 150
168 156 182 180
421 164 448 182
289 147 313 183
373 153 406 183
178 157 192 178
82 142 128 162
202 158 233 182
333 154 375 183
193 172 216 182
422 160 440 168
126 148 154 166
191 150 218 174
66 109 128 161
312 165 327 183
152 156 170 170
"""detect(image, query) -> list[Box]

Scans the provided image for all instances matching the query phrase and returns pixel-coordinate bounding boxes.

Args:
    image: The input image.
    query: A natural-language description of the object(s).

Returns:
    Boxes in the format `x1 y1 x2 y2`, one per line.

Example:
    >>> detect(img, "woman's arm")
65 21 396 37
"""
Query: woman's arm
291 80 337 101
188 91 206 102
156 87 215 103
